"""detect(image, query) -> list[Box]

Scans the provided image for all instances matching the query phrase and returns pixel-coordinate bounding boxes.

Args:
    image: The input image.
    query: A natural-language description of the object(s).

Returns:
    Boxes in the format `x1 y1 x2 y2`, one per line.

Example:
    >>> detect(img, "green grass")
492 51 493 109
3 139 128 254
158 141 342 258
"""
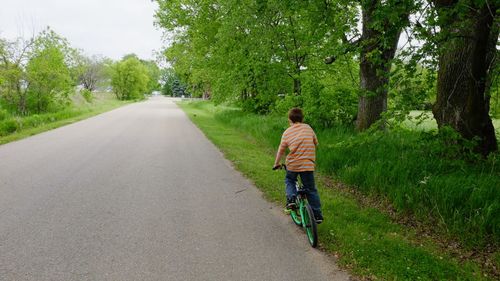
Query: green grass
0 92 132 145
179 101 497 281
403 111 500 140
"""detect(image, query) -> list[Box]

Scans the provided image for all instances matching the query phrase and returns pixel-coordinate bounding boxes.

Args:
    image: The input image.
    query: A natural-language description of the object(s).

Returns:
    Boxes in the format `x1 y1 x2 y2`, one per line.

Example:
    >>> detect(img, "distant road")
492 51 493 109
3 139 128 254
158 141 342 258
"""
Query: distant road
0 97 349 281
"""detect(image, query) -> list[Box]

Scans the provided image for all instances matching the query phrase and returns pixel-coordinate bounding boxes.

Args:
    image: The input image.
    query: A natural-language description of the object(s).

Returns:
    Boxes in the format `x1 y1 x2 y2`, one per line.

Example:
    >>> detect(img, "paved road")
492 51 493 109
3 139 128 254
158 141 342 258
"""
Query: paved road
0 97 349 281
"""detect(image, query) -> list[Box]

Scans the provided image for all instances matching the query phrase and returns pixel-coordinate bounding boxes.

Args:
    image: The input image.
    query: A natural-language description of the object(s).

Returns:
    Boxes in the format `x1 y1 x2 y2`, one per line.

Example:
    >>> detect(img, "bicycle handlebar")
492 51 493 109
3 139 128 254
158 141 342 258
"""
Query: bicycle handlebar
272 164 286 170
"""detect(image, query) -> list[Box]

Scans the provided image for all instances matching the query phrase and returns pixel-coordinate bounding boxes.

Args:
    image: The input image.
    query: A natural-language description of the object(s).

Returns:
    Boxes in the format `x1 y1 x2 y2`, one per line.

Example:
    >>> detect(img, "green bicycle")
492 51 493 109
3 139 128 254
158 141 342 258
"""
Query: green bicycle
273 164 318 248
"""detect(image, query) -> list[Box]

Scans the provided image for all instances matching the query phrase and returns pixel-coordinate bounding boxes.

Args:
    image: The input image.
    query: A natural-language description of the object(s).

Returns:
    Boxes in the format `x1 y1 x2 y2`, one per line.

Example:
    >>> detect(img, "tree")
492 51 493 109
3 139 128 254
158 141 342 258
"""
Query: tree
142 60 161 94
171 79 186 97
326 0 415 130
111 57 149 100
155 0 344 110
0 36 34 114
430 0 498 155
160 68 176 96
73 54 107 92
0 28 78 114
26 44 72 113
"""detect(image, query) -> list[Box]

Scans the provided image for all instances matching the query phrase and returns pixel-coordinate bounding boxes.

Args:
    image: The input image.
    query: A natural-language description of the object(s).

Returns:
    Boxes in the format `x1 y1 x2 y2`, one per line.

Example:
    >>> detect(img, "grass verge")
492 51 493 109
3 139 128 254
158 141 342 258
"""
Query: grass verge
0 92 132 145
179 101 496 281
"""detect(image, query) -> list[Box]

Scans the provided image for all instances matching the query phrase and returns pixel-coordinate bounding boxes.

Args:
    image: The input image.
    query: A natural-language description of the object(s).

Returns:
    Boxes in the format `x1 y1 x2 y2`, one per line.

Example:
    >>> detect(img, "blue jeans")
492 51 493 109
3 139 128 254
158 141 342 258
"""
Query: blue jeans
285 170 322 218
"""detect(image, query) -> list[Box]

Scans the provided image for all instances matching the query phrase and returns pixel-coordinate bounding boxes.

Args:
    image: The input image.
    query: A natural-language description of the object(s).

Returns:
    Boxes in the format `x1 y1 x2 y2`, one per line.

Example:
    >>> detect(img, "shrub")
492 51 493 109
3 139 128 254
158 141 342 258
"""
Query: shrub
0 119 19 135
0 109 9 121
81 89 94 103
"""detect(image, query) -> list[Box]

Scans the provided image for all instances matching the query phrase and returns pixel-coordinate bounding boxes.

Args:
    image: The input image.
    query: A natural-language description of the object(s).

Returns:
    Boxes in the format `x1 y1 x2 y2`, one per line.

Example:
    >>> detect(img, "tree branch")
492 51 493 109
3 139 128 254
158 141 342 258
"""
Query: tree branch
324 37 361 64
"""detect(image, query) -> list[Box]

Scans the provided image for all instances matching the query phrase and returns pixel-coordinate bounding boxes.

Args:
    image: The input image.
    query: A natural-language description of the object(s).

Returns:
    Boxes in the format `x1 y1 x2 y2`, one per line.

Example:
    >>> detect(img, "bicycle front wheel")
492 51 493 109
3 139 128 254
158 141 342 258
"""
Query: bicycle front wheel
302 204 318 248
290 208 302 226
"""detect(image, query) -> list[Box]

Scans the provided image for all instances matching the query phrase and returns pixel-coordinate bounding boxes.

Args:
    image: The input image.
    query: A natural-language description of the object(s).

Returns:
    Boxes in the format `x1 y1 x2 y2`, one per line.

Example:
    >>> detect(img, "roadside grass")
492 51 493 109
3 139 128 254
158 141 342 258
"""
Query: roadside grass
0 92 132 145
179 101 497 281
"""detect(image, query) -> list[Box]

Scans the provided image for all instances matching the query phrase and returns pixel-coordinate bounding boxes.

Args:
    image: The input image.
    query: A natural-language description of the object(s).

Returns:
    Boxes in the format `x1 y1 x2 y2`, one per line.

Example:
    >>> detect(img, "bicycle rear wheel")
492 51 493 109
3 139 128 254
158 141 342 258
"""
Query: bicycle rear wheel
302 204 318 248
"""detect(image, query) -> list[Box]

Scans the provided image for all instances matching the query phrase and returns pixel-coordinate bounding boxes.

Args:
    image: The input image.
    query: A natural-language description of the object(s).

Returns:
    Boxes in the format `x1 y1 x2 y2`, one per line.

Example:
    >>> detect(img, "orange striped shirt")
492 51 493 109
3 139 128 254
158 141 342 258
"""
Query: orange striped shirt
279 123 318 172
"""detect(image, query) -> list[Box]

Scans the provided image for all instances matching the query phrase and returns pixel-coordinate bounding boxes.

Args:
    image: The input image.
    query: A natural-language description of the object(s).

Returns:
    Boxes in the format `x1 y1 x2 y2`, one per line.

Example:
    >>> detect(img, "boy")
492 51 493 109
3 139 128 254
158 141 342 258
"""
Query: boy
273 108 323 224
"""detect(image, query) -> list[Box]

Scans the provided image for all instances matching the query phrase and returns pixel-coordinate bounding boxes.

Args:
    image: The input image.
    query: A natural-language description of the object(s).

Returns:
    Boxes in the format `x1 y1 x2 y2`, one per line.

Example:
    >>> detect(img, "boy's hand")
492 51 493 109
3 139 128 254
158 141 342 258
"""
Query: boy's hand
272 164 282 170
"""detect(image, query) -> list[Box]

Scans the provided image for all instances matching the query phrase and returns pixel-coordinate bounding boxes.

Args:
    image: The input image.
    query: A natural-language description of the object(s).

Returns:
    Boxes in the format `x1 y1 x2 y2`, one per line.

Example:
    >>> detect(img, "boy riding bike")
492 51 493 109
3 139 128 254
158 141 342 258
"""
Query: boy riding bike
273 108 323 224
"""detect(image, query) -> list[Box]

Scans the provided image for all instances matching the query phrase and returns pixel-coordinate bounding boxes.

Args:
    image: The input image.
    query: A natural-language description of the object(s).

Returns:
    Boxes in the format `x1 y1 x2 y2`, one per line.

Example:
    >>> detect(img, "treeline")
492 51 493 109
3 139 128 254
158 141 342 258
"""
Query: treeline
155 0 499 155
0 28 160 120
160 68 190 98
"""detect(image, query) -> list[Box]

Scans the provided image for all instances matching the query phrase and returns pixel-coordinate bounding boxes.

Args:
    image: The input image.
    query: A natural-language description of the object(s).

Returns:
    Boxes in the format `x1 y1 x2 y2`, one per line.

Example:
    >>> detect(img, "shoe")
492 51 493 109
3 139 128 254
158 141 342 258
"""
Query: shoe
286 197 297 210
314 214 323 224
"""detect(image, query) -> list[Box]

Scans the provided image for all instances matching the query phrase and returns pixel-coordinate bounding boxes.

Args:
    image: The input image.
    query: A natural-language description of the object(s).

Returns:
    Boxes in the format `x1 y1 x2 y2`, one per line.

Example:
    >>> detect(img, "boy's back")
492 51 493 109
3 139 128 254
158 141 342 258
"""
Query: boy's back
280 123 318 172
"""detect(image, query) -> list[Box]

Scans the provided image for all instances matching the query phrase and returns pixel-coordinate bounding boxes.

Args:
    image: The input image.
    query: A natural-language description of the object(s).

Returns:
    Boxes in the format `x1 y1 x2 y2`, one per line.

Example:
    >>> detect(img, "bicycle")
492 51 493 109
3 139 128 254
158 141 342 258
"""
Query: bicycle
273 164 318 248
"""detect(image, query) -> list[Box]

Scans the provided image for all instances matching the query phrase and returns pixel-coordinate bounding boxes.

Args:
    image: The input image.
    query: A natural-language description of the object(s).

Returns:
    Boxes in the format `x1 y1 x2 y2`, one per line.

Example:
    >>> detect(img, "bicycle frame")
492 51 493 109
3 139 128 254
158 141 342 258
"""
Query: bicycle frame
289 174 318 247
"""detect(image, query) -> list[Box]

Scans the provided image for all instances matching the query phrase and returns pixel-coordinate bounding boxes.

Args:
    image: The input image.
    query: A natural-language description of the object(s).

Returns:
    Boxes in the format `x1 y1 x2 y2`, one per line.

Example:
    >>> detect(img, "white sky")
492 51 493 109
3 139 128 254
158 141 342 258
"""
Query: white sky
0 0 164 61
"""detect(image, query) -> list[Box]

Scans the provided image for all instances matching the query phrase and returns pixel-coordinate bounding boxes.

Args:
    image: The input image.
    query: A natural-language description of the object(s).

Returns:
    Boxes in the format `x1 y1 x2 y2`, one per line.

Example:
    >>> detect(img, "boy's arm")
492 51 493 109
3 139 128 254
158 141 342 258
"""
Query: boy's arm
274 135 287 168
273 145 286 168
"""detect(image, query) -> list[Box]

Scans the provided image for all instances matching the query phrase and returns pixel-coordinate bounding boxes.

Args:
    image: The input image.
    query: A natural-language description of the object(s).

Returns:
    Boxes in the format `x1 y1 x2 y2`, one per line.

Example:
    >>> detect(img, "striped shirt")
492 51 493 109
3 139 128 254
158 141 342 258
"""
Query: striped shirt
279 123 318 172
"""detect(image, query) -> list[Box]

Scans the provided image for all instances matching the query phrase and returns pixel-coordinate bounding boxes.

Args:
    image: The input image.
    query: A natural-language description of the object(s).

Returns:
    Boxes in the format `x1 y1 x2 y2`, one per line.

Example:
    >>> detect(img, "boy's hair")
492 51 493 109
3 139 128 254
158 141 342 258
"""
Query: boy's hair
288 108 304 123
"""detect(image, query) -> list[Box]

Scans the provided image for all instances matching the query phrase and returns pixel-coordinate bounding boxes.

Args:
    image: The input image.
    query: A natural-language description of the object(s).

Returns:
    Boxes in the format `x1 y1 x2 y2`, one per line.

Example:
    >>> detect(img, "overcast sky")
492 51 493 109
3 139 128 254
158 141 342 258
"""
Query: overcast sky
0 0 164 61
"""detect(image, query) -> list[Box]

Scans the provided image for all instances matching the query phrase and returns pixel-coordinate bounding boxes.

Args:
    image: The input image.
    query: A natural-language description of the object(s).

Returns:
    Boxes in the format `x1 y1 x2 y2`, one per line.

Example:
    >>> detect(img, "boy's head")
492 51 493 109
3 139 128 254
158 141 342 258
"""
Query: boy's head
288 108 303 123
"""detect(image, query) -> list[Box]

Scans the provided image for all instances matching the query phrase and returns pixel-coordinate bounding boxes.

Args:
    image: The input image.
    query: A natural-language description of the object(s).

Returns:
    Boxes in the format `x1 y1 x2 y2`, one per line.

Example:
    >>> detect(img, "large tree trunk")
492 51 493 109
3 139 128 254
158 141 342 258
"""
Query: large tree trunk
432 1 498 155
356 0 406 131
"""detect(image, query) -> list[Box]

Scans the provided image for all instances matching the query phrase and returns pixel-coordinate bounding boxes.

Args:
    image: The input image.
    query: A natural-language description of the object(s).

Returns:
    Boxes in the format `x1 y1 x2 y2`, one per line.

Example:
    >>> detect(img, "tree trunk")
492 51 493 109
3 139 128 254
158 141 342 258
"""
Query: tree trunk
293 77 301 95
356 0 406 131
432 1 498 155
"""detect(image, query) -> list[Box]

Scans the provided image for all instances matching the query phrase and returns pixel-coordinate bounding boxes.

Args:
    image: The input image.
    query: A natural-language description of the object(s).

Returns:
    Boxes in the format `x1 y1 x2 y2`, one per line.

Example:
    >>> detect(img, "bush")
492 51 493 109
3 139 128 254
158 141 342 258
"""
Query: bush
303 86 358 128
0 119 19 136
81 89 94 103
0 109 9 121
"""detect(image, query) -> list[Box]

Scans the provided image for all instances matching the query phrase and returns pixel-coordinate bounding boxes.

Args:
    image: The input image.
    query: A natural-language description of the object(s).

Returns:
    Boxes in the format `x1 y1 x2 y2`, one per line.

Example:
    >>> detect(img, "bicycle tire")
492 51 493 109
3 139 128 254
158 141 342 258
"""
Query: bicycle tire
290 208 302 226
303 204 318 248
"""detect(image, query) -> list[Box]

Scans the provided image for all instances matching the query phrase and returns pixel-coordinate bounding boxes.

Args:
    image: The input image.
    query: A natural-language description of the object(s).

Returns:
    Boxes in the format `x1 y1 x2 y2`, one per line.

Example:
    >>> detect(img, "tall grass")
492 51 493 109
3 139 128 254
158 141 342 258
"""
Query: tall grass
197 102 499 249
0 92 129 141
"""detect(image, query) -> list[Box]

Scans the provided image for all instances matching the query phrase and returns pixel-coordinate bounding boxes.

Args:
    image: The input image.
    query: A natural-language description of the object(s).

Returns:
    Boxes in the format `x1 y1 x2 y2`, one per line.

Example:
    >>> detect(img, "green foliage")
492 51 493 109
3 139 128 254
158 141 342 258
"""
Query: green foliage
389 61 437 111
80 89 94 103
0 28 77 115
155 0 358 114
160 68 175 96
143 60 161 94
0 108 8 121
0 118 18 135
111 57 149 100
319 128 499 248
0 92 129 143
72 54 110 92
26 43 73 113
489 64 500 119
173 79 188 97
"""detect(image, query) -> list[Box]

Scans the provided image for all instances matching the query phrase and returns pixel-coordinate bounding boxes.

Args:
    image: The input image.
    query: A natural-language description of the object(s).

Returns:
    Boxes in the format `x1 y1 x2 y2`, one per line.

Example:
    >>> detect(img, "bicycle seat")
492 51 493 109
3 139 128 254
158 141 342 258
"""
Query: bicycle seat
297 190 307 196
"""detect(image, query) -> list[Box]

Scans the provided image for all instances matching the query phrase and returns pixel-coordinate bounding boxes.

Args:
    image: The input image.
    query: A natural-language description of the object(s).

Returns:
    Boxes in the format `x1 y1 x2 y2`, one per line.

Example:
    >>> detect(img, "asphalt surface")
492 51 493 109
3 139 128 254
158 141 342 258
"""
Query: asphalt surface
0 97 350 281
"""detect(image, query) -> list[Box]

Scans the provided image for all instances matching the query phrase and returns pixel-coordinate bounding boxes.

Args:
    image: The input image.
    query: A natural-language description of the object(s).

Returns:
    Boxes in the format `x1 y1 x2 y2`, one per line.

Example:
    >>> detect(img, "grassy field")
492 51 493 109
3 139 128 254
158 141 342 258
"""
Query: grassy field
403 111 500 138
0 92 131 145
179 101 498 281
